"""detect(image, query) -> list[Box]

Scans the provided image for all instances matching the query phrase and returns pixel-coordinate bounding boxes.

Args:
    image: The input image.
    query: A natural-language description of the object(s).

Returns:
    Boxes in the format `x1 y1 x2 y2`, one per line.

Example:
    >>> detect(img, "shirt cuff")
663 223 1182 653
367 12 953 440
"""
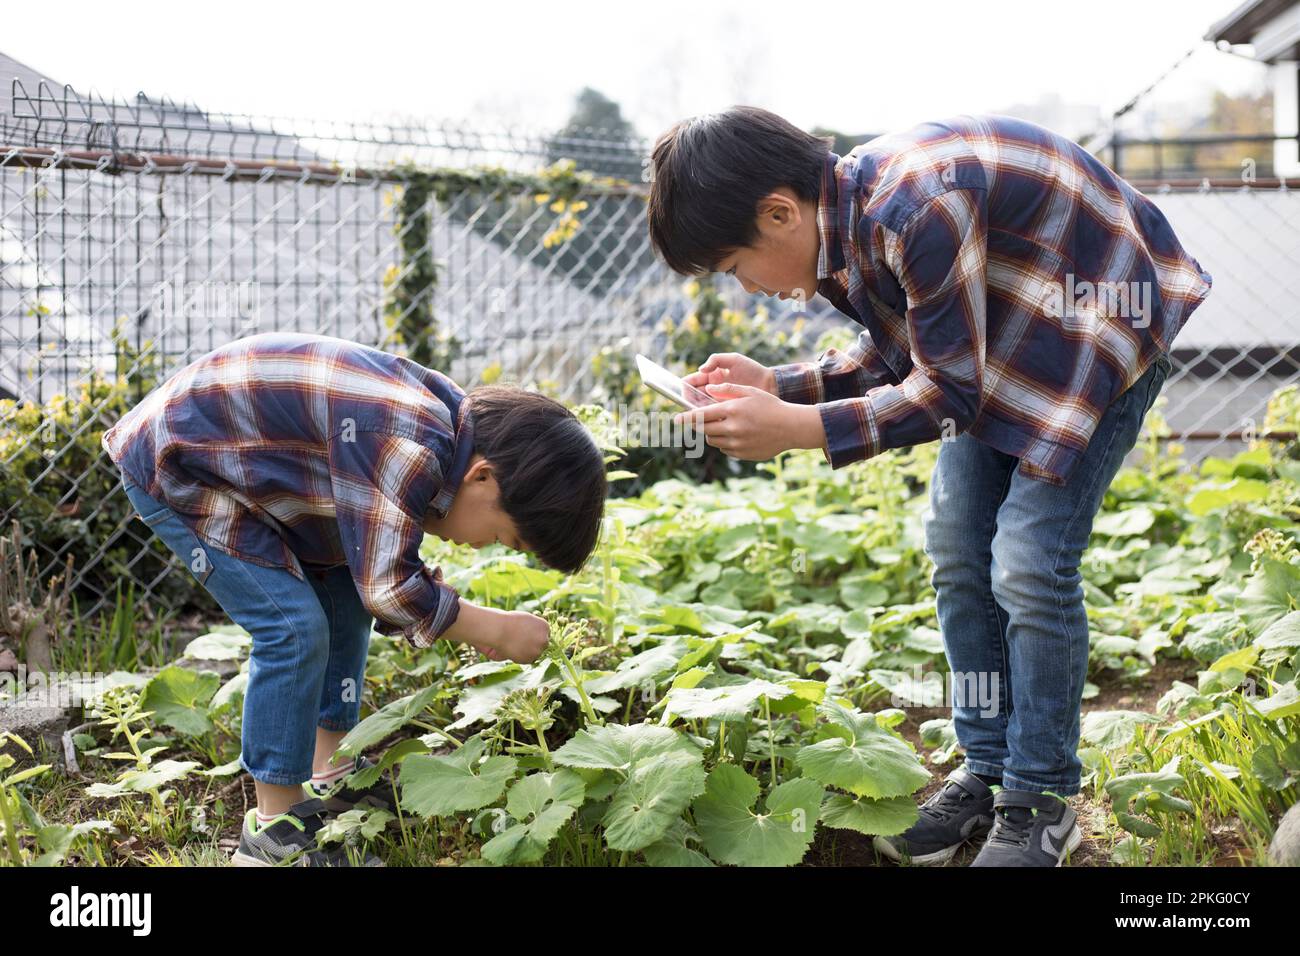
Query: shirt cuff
818 397 881 469
375 581 462 649
772 361 824 405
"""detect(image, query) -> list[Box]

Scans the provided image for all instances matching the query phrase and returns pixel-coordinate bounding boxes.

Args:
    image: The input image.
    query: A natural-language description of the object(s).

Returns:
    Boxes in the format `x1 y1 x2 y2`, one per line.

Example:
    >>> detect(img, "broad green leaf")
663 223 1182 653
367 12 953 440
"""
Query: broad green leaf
141 667 219 736
336 685 440 757
200 758 243 778
1092 506 1155 537
1237 557 1300 633
819 793 918 836
1251 681 1300 720
603 750 706 851
585 639 686 695
642 818 713 867
919 717 960 763
553 722 699 772
1080 710 1161 750
692 763 823 867
1116 810 1162 838
87 759 199 797
448 662 559 731
182 629 251 661
1209 645 1258 674
399 735 518 817
480 769 585 865
1105 762 1187 807
209 669 248 713
1187 479 1269 516
795 699 930 799
661 679 791 721
1256 611 1300 650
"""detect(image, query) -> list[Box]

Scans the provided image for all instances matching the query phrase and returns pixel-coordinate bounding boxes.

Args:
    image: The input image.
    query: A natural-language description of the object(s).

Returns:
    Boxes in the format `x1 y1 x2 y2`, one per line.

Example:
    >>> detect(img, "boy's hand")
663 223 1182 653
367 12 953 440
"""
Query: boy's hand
675 383 826 461
444 602 550 664
682 353 777 396
491 610 552 664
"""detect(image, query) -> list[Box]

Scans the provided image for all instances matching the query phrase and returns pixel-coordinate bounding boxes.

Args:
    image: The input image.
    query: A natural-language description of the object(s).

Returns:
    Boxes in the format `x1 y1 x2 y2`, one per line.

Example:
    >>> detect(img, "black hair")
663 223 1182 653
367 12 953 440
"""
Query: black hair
647 105 833 276
467 385 607 575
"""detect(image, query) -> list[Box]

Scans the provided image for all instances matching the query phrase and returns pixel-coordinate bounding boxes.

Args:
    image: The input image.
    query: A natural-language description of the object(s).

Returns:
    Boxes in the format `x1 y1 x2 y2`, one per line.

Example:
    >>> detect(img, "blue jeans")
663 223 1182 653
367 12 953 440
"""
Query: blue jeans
120 475 373 786
923 354 1172 796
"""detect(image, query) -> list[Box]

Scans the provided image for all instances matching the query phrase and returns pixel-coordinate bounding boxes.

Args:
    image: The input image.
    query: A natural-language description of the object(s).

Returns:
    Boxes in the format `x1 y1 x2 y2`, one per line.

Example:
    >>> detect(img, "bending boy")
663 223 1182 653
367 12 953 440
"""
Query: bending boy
647 108 1210 866
102 331 607 866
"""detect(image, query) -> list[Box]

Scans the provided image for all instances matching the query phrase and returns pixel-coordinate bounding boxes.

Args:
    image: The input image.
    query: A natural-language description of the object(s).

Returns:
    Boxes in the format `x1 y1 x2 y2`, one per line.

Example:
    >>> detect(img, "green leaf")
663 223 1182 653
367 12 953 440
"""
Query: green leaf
552 722 699 772
692 763 823 867
399 735 518 818
182 628 251 661
1080 710 1161 751
794 699 930 799
336 685 440 757
1092 506 1155 537
1256 611 1300 650
584 639 686 695
141 667 219 736
819 793 918 836
1252 681 1300 720
1237 558 1300 633
603 750 707 851
642 818 713 867
87 759 199 797
480 769 586 865
1105 762 1187 808
661 678 791 721
1116 810 1162 838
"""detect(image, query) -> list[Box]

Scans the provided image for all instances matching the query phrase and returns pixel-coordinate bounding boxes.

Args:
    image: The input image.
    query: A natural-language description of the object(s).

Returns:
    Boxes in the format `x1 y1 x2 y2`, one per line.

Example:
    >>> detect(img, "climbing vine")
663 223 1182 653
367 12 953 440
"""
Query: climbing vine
381 159 633 370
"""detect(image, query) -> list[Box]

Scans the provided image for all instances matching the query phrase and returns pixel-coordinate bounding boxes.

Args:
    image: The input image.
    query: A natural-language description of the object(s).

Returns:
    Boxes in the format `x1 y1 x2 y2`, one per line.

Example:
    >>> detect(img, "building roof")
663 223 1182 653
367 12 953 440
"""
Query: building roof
1205 0 1300 61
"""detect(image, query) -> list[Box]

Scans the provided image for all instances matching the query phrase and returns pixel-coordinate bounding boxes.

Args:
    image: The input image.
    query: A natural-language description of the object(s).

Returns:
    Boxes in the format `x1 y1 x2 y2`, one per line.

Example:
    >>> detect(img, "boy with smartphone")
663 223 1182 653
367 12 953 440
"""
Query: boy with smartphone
647 108 1210 866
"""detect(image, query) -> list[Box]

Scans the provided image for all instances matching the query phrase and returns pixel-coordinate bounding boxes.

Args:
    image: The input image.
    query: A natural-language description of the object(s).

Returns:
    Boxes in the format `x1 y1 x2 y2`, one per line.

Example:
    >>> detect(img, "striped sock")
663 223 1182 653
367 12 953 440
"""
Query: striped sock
254 809 283 830
309 760 354 790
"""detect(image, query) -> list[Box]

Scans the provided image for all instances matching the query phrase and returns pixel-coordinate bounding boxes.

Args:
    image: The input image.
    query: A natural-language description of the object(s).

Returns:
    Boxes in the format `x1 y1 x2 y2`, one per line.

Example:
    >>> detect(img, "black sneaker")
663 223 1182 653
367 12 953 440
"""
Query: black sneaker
969 788 1081 867
873 766 995 865
303 755 400 818
230 796 384 867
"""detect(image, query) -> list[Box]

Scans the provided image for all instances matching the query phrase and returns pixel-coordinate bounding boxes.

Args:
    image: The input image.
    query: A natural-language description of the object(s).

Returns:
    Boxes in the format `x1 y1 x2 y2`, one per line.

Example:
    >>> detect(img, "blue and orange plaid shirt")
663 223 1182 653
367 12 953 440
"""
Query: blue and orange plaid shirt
772 114 1212 484
102 332 473 647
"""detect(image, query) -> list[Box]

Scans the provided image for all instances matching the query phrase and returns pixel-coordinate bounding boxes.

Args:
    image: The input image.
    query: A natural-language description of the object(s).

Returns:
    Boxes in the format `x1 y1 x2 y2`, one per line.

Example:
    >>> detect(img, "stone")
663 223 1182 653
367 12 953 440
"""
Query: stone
1268 801 1300 866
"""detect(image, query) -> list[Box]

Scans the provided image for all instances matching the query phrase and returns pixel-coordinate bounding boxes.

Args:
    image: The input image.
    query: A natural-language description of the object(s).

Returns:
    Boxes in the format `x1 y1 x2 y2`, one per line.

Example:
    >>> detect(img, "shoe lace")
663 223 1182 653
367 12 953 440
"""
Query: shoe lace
919 780 972 823
987 805 1035 848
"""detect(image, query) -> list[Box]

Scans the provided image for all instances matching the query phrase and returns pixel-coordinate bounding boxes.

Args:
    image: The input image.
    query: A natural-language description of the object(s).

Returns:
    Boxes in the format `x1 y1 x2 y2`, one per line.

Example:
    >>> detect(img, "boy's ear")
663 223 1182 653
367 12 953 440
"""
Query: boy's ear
757 189 799 226
468 457 498 486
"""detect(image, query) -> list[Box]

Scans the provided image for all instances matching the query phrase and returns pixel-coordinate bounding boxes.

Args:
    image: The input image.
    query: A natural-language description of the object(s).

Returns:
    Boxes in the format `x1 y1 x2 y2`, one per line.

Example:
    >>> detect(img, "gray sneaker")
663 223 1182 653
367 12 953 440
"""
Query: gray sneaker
969 788 1081 867
873 766 996 865
230 796 384 867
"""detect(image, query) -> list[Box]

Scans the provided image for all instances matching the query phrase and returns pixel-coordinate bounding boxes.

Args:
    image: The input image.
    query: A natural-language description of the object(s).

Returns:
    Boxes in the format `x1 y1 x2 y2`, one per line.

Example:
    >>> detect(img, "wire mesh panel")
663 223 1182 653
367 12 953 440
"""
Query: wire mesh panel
1 79 1298 622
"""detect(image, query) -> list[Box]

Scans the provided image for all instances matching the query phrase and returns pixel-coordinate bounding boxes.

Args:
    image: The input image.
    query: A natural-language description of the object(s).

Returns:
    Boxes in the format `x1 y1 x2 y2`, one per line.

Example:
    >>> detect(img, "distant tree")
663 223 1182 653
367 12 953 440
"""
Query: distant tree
546 87 642 181
810 126 878 156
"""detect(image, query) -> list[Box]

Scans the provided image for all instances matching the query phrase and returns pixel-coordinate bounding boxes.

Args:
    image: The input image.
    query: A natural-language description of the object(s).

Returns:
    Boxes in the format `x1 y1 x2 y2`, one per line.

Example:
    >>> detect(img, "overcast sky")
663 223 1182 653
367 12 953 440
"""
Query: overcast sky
3 0 1269 140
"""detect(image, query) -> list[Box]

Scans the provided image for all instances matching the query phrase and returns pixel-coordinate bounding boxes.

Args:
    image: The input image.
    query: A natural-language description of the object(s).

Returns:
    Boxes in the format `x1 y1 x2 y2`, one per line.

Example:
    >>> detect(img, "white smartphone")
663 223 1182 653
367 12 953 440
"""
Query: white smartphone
635 353 719 409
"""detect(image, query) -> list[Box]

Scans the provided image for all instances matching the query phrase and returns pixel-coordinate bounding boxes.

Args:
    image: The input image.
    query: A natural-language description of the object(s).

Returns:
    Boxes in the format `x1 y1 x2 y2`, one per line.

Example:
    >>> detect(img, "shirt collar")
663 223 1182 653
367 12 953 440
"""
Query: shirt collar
816 150 847 279
430 395 475 518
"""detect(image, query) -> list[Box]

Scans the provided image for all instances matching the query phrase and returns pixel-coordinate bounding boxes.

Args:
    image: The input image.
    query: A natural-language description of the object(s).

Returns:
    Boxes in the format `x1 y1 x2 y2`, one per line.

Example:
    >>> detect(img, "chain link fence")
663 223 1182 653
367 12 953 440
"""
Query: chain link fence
2 78 1298 621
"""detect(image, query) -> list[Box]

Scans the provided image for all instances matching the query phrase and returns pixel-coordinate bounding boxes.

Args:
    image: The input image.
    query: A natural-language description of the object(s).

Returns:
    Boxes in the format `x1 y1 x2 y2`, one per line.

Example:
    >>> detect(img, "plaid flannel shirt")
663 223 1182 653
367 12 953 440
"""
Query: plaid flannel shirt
102 332 473 648
773 114 1212 484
